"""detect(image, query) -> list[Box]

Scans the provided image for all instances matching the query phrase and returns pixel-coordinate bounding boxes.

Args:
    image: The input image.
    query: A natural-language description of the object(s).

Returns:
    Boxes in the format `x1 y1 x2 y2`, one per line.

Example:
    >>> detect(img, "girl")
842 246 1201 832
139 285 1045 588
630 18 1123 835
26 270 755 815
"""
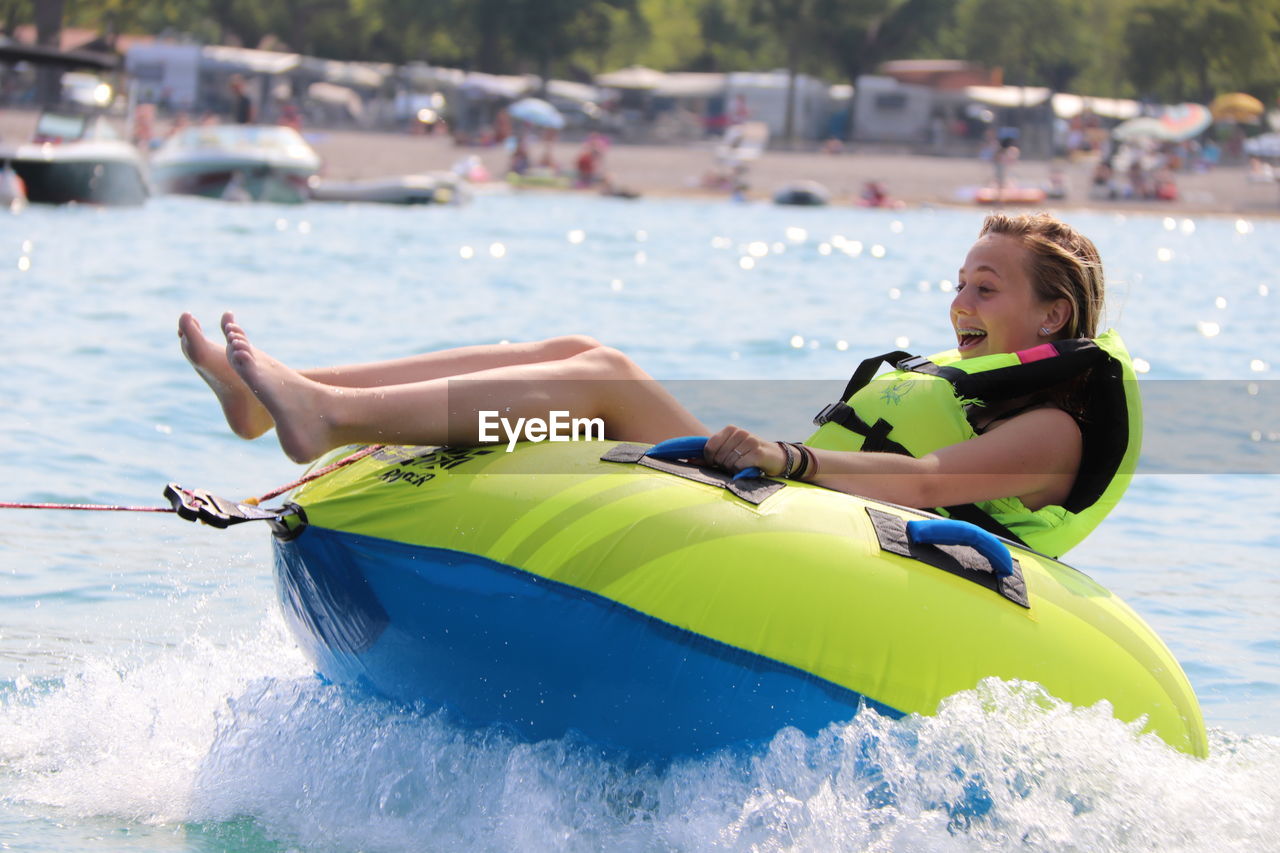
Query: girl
180 212 1105 521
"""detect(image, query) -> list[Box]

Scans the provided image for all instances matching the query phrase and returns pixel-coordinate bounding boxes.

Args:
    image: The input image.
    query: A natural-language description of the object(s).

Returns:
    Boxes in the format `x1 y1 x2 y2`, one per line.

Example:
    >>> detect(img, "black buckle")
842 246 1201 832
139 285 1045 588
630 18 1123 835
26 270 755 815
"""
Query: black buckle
813 401 843 426
895 355 932 371
164 483 285 529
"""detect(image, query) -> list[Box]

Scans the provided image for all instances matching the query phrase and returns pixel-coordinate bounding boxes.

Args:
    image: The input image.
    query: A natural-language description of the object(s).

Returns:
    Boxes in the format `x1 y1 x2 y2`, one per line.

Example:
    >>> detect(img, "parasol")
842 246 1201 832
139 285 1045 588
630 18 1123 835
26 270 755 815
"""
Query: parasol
1158 103 1212 141
508 97 565 130
1210 92 1265 122
1112 116 1168 142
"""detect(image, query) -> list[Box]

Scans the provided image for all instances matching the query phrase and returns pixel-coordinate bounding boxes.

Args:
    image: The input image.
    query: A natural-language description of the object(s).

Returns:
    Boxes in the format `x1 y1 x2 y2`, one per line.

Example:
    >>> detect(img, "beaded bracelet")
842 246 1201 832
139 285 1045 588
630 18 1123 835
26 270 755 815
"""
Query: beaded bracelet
788 442 809 480
775 441 797 478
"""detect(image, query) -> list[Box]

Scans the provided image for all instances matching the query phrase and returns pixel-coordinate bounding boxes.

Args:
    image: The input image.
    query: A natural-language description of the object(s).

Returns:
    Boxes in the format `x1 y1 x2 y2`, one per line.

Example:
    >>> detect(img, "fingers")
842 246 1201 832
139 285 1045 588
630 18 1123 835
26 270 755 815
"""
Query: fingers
704 425 763 472
705 426 791 477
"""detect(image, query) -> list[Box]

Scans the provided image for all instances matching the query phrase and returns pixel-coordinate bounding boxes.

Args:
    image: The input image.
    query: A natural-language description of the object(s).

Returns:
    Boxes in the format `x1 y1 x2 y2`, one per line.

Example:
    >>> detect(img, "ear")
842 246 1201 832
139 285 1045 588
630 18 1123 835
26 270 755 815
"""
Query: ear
1041 299 1072 336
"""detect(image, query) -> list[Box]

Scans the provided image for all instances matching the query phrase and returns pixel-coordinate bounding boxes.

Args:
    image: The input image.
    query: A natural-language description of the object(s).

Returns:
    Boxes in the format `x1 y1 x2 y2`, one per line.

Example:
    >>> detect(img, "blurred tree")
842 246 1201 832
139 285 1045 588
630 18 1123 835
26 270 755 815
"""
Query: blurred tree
1064 0 1137 98
594 0 782 74
1125 0 1280 103
34 0 62 104
749 0 828 144
37 0 1280 109
817 0 956 139
198 0 271 48
508 0 636 81
955 0 1086 91
0 0 33 37
690 0 779 71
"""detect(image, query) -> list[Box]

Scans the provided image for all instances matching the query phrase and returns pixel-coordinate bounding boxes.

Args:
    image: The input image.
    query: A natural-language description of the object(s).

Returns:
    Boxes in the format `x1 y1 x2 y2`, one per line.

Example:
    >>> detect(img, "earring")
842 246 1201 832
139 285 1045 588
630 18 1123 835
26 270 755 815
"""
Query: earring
1039 327 1052 336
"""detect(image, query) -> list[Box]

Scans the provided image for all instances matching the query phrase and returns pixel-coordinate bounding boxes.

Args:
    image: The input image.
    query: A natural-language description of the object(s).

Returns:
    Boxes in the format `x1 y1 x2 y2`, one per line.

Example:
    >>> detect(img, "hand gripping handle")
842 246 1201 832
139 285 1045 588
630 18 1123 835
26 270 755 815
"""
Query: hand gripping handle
644 436 763 481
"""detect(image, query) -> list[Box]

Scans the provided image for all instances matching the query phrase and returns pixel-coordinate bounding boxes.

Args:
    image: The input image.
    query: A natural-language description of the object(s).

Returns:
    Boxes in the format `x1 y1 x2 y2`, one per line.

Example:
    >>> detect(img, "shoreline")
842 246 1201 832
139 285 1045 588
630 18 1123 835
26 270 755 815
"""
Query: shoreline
306 126 1280 218
4 107 1277 216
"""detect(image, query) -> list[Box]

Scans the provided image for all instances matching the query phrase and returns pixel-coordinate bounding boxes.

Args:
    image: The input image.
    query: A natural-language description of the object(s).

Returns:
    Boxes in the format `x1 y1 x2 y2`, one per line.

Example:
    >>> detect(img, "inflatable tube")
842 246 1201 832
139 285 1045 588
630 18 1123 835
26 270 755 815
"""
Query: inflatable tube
772 180 830 206
272 441 1207 758
975 186 1048 205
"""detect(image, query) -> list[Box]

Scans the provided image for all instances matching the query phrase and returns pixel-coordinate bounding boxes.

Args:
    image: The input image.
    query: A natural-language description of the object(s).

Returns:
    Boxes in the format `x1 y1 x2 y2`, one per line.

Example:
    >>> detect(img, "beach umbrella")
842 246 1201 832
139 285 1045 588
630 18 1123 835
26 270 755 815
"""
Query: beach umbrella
508 97 565 129
1159 103 1212 141
1210 92 1265 122
1112 116 1168 142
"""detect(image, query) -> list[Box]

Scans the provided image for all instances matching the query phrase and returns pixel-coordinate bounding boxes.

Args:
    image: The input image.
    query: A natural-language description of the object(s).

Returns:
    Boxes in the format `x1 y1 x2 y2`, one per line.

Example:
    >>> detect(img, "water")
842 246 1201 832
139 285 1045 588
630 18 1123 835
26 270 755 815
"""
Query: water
1 194 1278 851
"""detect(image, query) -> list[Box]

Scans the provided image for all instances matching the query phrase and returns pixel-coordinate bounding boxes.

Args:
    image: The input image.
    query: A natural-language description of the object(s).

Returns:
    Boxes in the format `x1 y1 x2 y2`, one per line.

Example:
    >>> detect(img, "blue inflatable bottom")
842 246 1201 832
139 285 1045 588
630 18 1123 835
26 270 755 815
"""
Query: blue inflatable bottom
274 527 902 756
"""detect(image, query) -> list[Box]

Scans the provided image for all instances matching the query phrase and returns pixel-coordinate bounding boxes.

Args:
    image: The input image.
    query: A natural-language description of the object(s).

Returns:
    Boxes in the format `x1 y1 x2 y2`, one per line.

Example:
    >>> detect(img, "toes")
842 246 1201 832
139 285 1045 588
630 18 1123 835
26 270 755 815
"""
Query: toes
178 312 201 341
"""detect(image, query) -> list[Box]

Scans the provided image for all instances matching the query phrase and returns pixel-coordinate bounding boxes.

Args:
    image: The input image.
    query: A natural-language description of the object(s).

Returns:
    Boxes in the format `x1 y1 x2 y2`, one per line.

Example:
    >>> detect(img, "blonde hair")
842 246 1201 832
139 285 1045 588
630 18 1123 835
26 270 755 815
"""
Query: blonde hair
979 212 1104 339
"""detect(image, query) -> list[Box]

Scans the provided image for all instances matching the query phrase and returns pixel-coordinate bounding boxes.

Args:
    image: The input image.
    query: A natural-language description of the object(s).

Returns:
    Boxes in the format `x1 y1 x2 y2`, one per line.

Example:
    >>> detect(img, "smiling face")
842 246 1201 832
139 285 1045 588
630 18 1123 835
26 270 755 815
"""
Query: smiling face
952 233 1069 358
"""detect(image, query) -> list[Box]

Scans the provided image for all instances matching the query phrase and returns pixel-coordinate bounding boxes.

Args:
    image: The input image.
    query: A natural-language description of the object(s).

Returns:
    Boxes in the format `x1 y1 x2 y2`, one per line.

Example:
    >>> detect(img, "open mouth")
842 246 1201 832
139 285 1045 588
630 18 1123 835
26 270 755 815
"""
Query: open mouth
957 328 987 350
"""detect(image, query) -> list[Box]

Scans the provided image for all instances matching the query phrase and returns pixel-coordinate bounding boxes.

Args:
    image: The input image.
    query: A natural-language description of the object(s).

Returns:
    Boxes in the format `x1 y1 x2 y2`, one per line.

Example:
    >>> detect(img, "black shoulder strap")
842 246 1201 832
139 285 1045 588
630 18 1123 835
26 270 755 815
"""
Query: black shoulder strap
837 350 914 403
812 351 914 454
935 340 1108 402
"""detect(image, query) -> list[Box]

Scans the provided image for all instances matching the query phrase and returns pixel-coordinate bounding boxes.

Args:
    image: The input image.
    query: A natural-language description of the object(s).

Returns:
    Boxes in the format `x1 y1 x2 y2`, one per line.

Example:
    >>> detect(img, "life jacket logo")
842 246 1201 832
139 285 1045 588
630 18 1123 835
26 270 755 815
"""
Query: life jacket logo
878 379 916 406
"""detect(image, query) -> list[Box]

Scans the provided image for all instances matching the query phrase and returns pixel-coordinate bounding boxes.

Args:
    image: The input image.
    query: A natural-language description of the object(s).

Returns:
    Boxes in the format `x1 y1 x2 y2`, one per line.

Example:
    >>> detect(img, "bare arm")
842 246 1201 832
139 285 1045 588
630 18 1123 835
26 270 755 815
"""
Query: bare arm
705 407 1082 511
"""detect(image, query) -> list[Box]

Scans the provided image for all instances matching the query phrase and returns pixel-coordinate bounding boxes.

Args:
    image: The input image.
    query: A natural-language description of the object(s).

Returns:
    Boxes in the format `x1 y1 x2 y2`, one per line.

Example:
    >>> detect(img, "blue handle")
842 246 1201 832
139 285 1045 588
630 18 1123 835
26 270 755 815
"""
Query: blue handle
644 436 708 461
645 436 764 481
906 519 1014 578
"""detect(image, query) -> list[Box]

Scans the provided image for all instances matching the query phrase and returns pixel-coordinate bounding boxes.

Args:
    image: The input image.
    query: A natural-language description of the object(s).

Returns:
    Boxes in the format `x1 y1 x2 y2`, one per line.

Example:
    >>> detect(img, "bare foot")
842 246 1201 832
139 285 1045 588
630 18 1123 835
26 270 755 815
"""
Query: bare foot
179 313 275 439
221 313 339 464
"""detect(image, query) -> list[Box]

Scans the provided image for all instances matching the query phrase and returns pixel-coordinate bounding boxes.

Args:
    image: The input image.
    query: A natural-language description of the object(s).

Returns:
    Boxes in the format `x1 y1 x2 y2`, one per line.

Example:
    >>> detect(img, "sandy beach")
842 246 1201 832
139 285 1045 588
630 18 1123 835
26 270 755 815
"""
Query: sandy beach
4 107 1278 215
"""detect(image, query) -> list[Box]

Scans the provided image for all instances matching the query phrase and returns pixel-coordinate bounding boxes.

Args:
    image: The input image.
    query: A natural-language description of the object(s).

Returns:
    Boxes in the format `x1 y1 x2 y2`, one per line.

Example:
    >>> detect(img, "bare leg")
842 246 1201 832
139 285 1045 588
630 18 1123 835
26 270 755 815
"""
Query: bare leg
300 334 606 387
222 313 706 463
180 311 603 439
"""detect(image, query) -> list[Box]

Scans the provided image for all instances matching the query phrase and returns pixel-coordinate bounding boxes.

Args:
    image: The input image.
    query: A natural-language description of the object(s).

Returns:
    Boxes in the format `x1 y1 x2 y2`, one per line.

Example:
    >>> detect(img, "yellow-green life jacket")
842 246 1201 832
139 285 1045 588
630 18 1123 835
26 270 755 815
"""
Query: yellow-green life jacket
804 330 1141 557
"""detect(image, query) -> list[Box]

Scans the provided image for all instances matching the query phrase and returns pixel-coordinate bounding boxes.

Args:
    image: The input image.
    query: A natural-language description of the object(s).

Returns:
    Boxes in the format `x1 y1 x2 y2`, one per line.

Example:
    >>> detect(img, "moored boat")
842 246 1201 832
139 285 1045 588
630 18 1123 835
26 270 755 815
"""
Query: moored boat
307 172 471 205
149 124 321 203
0 112 148 206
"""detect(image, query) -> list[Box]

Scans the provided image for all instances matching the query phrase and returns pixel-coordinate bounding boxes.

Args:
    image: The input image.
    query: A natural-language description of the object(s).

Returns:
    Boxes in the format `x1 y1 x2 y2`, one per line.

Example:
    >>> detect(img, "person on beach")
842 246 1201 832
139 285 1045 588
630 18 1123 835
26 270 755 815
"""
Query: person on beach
993 134 1020 194
228 75 254 125
180 213 1107 535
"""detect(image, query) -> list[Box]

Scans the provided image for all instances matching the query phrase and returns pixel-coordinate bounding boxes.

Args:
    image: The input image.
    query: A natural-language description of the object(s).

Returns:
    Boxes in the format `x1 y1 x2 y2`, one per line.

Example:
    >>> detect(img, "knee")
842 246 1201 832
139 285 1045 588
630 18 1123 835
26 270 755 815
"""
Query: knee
570 344 646 379
542 334 604 359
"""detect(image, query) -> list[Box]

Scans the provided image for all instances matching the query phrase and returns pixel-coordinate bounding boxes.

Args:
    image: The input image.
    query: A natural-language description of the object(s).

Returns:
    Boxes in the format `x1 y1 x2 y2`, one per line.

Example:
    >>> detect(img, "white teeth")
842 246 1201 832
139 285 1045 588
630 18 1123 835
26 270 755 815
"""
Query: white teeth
957 329 987 338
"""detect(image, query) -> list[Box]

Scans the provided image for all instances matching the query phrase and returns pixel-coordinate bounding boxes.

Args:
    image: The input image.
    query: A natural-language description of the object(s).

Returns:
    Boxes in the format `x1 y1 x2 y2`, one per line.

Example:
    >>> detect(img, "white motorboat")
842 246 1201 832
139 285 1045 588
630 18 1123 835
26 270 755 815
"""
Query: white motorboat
0 112 149 206
307 172 471 205
150 124 321 203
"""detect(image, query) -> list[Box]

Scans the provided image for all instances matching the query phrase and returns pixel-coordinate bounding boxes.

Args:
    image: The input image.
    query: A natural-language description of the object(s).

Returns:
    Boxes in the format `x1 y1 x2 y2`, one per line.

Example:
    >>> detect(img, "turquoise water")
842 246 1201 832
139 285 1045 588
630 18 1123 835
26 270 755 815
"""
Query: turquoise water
1 194 1277 851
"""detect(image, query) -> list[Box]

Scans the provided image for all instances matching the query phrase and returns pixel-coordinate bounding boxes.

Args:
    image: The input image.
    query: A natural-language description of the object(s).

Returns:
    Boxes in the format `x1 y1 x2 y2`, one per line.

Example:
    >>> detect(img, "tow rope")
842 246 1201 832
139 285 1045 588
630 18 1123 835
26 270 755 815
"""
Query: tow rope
0 444 386 529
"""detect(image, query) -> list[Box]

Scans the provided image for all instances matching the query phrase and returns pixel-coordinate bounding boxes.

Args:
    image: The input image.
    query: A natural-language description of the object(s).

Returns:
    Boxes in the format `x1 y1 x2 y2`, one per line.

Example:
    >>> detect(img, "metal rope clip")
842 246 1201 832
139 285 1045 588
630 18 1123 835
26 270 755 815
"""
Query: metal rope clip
163 483 286 529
